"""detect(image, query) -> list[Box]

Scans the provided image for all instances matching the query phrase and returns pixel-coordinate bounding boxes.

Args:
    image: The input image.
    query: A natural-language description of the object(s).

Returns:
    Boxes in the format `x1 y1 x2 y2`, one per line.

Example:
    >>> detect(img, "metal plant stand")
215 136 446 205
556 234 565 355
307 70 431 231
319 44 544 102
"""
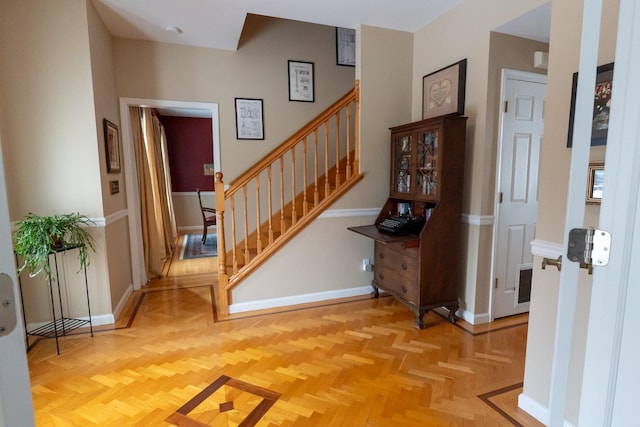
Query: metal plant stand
17 244 93 355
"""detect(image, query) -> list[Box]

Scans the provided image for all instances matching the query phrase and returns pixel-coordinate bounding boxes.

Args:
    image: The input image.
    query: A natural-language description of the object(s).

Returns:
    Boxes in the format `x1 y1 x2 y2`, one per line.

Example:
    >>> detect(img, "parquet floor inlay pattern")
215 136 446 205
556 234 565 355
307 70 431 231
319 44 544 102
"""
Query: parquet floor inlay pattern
28 274 542 425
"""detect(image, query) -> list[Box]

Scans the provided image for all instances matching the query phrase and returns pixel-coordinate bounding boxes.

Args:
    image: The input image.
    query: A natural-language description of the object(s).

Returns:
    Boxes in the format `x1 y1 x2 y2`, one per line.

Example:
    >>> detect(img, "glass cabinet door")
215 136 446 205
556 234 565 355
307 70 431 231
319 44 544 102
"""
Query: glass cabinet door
393 135 412 194
416 130 438 198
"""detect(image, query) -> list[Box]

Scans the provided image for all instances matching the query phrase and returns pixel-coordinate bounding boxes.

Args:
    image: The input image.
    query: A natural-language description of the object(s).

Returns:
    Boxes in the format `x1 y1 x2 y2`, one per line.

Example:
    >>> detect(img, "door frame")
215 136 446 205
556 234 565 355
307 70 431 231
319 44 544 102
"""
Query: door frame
490 69 547 320
119 98 221 290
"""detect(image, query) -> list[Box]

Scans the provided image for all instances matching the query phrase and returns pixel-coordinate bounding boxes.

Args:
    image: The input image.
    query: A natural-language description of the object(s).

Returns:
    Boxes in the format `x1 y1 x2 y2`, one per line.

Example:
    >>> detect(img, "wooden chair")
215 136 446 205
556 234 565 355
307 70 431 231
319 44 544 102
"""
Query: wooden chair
196 189 216 244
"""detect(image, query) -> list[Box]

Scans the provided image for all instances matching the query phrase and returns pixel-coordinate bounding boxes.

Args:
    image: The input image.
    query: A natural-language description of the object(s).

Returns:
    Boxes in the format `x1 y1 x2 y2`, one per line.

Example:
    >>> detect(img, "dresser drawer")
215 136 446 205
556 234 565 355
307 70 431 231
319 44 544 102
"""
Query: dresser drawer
373 265 419 306
374 243 418 277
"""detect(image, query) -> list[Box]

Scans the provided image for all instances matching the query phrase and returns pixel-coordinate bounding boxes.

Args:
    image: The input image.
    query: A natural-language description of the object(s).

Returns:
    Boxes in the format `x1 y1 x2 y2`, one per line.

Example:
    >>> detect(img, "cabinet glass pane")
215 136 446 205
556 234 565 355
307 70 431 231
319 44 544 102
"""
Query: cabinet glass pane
417 130 438 197
394 135 412 194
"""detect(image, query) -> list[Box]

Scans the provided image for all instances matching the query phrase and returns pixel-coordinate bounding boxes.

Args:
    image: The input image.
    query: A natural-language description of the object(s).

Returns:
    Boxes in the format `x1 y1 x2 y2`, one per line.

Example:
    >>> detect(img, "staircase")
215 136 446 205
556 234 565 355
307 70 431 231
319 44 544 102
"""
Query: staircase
214 81 362 318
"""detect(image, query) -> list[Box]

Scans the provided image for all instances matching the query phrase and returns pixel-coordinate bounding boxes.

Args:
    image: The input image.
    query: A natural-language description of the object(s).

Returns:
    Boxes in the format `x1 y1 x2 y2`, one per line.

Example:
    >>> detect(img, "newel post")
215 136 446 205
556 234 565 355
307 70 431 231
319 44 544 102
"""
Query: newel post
215 172 229 317
354 80 360 175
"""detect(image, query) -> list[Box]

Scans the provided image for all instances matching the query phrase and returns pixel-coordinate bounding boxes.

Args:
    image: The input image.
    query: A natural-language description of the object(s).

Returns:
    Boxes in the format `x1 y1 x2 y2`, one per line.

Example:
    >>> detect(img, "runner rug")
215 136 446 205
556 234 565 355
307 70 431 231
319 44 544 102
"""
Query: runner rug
181 234 217 259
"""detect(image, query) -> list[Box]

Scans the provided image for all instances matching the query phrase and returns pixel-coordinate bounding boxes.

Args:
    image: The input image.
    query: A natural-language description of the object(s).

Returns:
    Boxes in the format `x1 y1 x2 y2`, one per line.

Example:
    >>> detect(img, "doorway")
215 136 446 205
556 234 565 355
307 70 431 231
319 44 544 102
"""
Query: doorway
492 69 547 319
119 98 221 290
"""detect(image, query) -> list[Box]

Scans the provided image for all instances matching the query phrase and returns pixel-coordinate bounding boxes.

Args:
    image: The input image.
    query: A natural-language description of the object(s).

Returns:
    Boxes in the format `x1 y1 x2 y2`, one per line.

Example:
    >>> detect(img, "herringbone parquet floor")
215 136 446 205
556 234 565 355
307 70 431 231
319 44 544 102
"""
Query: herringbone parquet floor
27 238 542 426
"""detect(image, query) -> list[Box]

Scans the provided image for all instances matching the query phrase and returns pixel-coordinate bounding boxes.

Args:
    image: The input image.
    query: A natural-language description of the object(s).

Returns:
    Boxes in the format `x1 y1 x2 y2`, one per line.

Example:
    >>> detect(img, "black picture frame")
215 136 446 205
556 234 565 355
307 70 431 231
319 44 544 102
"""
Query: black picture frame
235 98 264 140
288 60 314 102
422 59 467 120
103 118 121 173
336 27 356 67
567 62 614 147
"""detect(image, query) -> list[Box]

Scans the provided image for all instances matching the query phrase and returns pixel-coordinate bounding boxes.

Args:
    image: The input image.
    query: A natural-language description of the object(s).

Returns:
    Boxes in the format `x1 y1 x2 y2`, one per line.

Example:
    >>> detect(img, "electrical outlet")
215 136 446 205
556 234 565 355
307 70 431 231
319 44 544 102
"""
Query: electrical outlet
362 258 372 272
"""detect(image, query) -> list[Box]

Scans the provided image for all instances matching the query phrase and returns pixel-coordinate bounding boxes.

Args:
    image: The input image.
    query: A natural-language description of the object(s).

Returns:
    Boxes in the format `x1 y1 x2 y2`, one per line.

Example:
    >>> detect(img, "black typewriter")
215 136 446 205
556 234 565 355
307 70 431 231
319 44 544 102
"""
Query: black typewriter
377 215 424 234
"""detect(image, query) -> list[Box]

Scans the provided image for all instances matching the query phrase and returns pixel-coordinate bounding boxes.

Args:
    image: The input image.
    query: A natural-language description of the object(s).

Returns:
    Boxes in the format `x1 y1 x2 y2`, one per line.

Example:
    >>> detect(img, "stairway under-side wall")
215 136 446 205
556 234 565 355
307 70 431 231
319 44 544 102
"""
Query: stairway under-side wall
214 82 361 319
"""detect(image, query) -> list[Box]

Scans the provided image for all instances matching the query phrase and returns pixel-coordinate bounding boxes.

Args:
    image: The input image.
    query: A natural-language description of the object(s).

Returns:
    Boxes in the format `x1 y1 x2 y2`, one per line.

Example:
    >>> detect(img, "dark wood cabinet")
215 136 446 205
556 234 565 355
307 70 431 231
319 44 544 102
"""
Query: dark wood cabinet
349 116 466 328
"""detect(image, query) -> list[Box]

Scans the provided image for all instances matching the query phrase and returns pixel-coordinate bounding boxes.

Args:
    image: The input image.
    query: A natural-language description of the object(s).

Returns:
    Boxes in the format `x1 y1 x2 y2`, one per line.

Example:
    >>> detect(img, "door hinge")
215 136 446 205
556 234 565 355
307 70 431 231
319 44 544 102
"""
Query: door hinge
504 101 509 113
499 192 503 203
567 227 611 274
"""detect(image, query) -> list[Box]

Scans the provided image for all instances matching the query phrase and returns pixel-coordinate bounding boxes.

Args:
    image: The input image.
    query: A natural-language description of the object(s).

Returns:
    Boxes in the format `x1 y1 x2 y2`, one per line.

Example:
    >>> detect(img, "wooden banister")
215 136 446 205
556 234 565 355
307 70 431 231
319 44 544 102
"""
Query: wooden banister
215 82 361 319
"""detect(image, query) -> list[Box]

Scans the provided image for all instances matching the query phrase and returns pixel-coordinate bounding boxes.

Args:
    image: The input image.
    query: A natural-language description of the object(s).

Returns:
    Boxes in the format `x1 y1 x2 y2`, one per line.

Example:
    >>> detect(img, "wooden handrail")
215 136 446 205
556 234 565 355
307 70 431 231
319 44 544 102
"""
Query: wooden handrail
226 87 359 197
215 81 361 319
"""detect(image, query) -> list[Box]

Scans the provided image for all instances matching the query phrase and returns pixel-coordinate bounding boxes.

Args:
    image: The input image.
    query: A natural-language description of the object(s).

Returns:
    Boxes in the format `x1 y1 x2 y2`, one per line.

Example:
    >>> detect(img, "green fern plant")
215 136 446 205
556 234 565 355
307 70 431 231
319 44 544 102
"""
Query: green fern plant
13 213 96 282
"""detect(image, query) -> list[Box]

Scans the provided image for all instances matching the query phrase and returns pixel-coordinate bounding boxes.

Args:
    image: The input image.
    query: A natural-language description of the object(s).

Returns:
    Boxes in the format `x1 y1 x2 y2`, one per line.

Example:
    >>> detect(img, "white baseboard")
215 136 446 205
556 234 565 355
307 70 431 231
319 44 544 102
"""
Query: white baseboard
454 308 491 325
113 284 134 322
26 313 114 332
518 393 548 425
229 285 372 314
518 392 577 427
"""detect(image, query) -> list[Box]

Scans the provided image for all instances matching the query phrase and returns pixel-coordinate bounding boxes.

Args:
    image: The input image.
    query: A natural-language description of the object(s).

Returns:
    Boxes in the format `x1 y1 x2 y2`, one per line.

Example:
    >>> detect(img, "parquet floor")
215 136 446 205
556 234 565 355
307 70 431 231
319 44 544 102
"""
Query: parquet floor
27 237 542 426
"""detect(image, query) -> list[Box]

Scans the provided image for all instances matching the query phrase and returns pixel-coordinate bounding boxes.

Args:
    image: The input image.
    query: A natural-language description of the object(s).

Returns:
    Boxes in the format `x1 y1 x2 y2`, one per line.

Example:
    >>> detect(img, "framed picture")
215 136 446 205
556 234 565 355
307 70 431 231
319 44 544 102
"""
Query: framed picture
586 161 605 205
567 62 614 147
336 27 356 67
235 98 264 140
288 60 314 102
422 59 467 120
103 119 121 173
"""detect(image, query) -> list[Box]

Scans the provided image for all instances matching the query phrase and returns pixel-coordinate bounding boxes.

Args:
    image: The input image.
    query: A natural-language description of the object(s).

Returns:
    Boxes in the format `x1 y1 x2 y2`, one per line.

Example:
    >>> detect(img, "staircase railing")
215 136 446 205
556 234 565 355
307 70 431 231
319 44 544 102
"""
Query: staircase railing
215 81 361 318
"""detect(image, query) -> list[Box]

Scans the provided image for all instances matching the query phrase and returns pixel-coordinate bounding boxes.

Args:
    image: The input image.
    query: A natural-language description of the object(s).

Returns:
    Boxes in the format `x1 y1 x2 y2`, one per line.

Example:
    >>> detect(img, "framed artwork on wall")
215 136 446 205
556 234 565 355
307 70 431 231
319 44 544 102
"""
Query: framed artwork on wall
235 98 264 140
336 27 356 67
422 59 467 120
567 62 614 147
103 119 121 173
288 60 314 102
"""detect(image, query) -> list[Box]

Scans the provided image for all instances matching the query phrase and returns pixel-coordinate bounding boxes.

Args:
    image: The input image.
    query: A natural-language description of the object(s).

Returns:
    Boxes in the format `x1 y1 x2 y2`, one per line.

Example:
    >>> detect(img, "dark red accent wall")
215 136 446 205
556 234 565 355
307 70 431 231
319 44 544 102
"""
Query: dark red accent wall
160 116 214 192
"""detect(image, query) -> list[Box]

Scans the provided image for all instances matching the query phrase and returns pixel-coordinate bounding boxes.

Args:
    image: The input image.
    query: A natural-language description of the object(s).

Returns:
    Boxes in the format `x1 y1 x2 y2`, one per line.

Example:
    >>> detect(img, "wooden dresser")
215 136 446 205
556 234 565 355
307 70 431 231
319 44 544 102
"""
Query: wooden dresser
349 116 466 328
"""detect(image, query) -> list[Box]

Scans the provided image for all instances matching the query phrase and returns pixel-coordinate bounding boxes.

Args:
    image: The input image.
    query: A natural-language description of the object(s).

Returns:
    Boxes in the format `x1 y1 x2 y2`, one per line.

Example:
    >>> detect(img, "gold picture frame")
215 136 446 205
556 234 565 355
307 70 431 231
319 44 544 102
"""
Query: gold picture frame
586 161 604 205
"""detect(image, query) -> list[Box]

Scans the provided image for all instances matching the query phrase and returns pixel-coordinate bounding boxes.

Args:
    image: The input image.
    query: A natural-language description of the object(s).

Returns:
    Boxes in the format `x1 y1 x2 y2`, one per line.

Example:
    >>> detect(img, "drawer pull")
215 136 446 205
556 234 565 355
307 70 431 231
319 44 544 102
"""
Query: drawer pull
378 273 384 280
401 285 407 294
379 252 385 259
401 262 407 270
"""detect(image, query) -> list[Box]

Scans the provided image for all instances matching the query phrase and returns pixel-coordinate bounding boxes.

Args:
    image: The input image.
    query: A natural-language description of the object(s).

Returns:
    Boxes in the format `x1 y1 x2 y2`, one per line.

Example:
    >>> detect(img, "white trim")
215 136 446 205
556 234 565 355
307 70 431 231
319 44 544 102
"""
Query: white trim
228 286 372 314
112 284 133 322
518 393 576 427
440 307 491 325
26 313 114 331
461 214 494 226
518 393 549 426
119 97 222 290
318 208 380 219
530 239 563 259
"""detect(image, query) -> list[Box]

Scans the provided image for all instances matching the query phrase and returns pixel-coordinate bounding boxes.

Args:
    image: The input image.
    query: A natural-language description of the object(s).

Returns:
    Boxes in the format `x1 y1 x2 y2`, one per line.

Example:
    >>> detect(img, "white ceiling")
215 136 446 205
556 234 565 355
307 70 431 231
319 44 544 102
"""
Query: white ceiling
91 0 549 52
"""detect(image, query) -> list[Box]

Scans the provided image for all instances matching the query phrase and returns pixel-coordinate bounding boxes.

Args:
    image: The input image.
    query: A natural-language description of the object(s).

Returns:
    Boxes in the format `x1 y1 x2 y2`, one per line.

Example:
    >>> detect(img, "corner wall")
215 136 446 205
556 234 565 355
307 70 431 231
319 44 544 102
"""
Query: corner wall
521 0 618 423
411 0 548 320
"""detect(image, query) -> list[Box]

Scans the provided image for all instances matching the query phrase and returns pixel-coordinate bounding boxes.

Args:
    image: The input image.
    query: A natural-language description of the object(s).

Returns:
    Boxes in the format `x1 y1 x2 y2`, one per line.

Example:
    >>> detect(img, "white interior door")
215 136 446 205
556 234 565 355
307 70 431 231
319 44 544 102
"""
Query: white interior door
577 0 640 424
0 131 35 425
493 70 546 319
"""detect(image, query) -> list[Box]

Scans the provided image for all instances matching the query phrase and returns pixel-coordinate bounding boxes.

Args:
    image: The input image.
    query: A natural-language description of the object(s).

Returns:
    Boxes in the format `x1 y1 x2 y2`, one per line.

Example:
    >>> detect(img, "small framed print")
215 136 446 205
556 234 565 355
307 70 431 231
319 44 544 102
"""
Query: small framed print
288 60 314 102
422 59 467 120
336 27 355 67
586 161 604 205
235 98 264 140
103 119 121 173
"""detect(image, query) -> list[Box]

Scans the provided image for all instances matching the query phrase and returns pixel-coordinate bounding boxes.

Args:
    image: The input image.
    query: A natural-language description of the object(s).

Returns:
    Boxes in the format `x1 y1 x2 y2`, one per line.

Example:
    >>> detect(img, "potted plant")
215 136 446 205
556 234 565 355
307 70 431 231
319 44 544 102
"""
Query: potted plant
13 212 96 283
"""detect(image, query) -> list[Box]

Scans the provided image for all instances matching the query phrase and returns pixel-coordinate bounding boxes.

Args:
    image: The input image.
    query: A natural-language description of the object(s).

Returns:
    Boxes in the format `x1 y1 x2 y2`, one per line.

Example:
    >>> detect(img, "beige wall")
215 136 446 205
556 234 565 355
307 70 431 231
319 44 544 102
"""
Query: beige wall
523 0 618 422
114 15 355 183
0 0 119 322
87 0 132 315
412 0 548 320
234 25 414 304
